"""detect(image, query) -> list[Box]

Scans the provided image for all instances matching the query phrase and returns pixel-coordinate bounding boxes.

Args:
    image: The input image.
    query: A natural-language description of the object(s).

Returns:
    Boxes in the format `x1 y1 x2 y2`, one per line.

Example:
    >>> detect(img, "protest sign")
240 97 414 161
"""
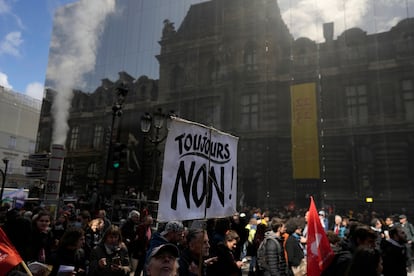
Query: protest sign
157 118 238 222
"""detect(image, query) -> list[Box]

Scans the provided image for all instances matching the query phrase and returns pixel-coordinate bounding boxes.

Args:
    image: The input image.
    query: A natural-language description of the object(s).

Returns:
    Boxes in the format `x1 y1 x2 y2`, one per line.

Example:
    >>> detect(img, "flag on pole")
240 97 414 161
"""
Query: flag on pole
306 196 335 276
0 227 23 274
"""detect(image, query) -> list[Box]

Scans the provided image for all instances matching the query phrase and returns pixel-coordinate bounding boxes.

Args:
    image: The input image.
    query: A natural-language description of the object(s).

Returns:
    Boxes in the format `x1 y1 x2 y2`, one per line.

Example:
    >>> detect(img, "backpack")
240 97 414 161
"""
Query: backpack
256 235 281 271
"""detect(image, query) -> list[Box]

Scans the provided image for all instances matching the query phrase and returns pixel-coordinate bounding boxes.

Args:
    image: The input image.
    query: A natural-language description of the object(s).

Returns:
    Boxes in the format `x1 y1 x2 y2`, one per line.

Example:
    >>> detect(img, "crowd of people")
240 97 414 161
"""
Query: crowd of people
0 201 413 276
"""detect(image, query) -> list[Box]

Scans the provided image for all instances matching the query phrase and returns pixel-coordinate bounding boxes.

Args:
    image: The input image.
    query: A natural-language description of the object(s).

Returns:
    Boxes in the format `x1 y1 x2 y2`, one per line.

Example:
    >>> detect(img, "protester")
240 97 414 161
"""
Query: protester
28 210 56 264
284 217 305 276
332 215 346 238
88 225 131 276
381 225 408 276
120 210 140 272
207 229 243 276
398 214 414 272
2 208 32 261
49 227 87 276
145 243 179 276
178 228 217 276
135 214 154 276
256 217 289 276
84 217 104 258
345 247 383 276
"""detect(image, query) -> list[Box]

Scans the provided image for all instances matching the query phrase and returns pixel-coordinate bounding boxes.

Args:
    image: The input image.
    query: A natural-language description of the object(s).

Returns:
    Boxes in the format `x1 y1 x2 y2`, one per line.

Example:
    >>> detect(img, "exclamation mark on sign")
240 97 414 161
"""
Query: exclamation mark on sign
229 166 234 200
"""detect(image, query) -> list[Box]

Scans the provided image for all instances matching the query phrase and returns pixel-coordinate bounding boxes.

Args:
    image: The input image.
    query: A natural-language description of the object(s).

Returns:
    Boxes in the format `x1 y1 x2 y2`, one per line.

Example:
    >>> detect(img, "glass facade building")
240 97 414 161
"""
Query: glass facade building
38 0 414 215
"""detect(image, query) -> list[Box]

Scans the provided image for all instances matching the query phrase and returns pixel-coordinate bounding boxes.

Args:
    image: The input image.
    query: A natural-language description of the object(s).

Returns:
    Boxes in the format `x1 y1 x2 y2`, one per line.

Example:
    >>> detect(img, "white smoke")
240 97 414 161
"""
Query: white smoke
47 0 116 145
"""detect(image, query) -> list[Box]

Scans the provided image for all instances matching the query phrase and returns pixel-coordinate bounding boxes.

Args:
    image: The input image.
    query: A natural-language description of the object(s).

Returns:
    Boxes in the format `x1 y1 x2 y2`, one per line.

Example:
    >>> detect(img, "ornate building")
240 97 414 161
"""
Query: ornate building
37 0 414 213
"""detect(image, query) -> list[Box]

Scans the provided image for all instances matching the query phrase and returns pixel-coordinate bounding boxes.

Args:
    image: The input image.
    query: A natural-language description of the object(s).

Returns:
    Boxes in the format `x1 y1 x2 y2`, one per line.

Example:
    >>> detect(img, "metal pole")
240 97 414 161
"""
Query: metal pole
103 111 116 200
0 159 9 203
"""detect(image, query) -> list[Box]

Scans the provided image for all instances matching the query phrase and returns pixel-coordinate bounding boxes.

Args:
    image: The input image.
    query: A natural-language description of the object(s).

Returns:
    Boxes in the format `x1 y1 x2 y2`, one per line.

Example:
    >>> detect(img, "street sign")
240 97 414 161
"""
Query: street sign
21 159 49 169
25 171 47 179
22 153 50 169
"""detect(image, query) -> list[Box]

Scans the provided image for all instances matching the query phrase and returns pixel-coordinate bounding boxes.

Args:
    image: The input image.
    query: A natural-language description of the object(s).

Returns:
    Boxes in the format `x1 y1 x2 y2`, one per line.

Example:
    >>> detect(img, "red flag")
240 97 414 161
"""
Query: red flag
306 197 335 276
0 227 23 274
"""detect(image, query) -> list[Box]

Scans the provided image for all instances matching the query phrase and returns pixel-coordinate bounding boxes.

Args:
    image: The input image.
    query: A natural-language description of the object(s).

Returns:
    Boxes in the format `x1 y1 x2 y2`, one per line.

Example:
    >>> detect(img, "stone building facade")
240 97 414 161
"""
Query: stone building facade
37 0 414 212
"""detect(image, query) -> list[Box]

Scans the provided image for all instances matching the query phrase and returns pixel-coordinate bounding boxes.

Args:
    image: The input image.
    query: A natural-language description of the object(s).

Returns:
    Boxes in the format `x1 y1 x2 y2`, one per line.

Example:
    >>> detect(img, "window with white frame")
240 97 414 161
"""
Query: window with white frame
69 126 79 150
93 125 104 149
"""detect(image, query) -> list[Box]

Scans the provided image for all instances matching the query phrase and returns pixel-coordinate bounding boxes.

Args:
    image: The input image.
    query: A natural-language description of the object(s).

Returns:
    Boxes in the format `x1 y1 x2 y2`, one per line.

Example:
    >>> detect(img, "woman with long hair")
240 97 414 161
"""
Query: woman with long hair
50 227 87 276
28 210 56 264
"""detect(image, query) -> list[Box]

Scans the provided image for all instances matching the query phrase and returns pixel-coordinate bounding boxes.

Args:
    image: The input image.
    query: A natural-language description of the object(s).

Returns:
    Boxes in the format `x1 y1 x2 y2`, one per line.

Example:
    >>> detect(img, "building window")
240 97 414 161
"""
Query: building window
87 162 98 179
65 164 74 193
241 94 259 129
244 41 257 71
69 126 79 150
8 136 16 149
93 125 104 149
402 79 414 121
346 85 368 125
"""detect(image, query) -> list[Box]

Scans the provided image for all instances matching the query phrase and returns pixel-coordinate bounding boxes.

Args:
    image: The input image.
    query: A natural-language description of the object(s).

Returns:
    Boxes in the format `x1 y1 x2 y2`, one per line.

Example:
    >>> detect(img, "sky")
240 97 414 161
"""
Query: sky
0 0 76 100
0 0 413 102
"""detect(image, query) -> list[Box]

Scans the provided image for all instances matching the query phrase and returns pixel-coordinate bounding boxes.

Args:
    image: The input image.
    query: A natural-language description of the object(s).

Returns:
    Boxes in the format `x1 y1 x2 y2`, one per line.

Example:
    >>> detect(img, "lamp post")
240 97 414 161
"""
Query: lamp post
0 158 10 203
102 72 134 201
140 108 174 198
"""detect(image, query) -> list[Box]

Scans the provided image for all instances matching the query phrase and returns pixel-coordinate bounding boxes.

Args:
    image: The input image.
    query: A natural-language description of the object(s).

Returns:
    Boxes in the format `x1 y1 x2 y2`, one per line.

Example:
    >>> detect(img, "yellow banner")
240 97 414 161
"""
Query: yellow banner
291 83 320 179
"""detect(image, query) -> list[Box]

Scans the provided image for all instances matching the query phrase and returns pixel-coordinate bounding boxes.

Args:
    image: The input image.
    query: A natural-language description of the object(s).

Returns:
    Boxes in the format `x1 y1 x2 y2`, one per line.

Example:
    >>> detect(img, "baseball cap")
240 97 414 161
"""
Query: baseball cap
149 243 179 259
399 214 407 219
160 221 184 236
318 211 325 216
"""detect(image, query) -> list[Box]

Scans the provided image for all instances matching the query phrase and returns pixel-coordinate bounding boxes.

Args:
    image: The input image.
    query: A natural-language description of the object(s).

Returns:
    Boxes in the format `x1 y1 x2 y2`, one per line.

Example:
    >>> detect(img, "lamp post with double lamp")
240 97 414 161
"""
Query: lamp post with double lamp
140 109 174 198
0 158 10 204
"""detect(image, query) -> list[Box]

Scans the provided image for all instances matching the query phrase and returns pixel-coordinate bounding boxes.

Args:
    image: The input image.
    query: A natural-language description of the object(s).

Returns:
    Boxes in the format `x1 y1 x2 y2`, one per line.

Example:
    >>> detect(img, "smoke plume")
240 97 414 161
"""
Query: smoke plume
46 0 115 145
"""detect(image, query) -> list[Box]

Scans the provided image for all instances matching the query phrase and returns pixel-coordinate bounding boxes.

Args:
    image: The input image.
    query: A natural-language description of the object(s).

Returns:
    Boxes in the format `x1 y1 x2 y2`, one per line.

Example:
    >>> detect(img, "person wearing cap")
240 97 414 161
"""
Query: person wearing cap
145 243 179 276
144 221 184 275
319 210 329 232
398 214 414 272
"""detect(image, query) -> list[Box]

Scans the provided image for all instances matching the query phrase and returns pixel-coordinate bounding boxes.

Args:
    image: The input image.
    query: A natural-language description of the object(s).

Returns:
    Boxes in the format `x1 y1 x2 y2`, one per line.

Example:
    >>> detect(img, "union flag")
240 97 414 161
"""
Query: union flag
306 197 335 276
0 227 23 274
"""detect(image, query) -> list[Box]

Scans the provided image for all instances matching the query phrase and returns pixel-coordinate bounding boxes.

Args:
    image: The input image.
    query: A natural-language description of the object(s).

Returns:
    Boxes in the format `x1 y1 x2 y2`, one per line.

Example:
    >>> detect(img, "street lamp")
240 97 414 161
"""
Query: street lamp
102 71 134 200
140 109 175 197
0 158 10 203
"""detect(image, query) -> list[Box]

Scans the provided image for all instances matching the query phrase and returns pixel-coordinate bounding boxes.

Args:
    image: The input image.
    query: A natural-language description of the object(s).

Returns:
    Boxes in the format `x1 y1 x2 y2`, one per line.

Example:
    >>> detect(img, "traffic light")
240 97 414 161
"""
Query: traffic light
112 143 127 169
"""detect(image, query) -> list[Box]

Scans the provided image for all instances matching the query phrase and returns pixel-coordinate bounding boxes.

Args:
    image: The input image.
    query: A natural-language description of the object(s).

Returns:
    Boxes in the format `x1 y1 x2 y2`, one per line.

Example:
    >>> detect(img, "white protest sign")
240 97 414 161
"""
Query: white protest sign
157 118 238 222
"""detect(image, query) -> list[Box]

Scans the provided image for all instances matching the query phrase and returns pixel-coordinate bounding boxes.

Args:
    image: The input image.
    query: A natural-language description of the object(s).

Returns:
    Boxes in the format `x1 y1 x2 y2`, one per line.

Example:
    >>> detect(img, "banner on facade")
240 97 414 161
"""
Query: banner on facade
291 82 320 179
157 117 238 222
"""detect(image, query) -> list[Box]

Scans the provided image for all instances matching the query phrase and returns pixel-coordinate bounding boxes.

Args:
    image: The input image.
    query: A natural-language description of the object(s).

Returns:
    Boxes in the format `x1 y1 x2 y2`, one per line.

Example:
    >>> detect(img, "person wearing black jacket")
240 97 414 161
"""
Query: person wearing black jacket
179 228 217 276
381 225 408 276
207 230 243 276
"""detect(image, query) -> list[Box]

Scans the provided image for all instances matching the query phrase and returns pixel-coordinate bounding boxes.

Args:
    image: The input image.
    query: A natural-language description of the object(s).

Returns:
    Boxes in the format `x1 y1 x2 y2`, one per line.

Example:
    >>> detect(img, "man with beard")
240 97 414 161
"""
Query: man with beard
381 225 408 276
